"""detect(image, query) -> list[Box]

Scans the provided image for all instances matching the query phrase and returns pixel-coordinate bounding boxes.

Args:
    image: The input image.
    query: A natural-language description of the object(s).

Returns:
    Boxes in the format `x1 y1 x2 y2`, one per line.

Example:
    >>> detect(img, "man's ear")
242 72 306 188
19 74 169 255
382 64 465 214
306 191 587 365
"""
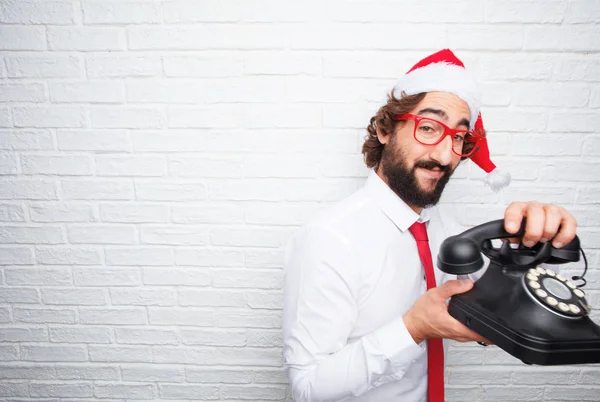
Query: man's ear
376 125 390 145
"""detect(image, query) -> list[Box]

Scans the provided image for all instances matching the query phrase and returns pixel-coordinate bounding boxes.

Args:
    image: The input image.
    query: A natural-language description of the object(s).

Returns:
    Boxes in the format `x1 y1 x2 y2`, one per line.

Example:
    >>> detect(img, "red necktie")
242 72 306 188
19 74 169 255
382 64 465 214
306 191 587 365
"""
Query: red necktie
409 221 444 402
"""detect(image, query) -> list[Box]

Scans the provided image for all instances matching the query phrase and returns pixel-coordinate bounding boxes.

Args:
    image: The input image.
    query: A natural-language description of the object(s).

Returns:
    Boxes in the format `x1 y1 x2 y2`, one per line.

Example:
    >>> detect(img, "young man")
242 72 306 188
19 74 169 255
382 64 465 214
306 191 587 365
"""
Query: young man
282 50 577 402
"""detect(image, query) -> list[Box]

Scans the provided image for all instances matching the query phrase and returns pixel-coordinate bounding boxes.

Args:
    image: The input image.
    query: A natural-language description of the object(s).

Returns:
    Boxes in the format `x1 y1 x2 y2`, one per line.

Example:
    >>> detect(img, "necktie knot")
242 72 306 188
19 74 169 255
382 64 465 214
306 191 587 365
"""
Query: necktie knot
409 221 429 242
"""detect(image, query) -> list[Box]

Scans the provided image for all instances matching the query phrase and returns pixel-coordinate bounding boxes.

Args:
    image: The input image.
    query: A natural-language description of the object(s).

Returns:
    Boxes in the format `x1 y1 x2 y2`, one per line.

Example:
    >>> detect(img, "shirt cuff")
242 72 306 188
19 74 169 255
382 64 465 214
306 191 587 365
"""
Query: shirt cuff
370 316 426 369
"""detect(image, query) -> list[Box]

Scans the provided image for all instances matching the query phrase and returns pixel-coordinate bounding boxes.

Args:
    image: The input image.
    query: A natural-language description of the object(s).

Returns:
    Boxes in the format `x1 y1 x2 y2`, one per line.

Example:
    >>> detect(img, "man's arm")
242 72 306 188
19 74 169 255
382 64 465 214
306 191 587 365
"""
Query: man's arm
282 225 425 402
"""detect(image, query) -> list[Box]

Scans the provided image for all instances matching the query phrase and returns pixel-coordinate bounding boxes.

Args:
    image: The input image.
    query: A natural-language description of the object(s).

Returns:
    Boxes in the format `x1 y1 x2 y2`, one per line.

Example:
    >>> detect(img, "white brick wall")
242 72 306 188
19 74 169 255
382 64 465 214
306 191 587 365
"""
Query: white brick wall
0 0 598 401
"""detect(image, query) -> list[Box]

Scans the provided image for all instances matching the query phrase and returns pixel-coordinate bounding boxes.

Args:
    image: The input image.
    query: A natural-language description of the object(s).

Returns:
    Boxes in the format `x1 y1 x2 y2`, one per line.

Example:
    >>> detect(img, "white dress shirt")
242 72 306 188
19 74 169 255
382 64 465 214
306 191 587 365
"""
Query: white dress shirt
283 170 466 402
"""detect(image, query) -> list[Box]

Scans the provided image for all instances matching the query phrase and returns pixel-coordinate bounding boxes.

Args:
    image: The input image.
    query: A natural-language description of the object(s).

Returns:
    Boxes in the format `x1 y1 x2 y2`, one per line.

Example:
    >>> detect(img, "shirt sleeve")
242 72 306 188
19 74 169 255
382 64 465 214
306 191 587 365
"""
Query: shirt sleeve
283 225 425 402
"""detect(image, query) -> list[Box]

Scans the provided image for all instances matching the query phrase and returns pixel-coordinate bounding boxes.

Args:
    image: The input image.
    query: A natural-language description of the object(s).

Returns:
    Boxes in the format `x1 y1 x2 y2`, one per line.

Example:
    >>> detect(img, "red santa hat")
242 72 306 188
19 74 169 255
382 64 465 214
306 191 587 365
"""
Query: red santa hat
393 49 511 192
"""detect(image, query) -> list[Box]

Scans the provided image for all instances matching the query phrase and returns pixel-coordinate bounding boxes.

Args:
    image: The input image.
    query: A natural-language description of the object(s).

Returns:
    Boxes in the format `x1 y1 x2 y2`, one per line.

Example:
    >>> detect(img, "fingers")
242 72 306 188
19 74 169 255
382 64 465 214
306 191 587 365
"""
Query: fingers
504 201 578 248
434 279 473 300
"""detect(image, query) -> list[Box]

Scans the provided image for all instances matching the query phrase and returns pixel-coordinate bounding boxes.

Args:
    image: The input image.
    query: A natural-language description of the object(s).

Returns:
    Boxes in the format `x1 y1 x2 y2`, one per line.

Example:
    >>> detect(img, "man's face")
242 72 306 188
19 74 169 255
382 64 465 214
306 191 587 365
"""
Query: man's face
378 92 470 208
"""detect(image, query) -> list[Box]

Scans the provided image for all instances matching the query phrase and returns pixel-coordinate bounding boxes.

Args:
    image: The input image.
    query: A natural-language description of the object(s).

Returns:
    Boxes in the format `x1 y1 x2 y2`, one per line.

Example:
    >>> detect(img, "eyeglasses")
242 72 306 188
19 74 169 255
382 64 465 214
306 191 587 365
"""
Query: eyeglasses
393 113 482 157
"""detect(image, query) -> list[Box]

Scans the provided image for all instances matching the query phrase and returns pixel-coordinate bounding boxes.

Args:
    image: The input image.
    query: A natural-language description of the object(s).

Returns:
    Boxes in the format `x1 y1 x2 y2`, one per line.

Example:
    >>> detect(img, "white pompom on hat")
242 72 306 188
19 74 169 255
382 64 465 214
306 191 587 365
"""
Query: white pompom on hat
392 49 511 192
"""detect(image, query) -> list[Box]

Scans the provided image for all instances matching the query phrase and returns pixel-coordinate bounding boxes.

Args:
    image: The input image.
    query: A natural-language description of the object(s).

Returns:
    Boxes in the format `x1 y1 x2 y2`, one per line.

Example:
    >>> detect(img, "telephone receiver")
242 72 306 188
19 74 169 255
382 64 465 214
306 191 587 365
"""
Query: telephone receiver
437 219 600 365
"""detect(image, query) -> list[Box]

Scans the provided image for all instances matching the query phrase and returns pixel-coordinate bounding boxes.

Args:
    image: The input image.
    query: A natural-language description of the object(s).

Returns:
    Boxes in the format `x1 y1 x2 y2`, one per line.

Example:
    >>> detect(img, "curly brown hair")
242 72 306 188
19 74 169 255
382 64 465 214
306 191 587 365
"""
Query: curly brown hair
362 92 426 169
361 91 484 168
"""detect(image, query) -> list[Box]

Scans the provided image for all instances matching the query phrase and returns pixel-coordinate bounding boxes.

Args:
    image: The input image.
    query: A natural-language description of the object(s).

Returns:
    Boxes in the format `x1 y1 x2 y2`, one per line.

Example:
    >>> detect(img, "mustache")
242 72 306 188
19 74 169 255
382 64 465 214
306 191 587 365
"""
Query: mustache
413 160 450 173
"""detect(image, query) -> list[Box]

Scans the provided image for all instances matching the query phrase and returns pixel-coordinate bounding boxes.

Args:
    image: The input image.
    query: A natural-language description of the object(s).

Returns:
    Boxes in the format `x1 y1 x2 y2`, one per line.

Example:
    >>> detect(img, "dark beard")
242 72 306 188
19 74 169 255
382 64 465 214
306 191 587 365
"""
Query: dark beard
380 141 455 208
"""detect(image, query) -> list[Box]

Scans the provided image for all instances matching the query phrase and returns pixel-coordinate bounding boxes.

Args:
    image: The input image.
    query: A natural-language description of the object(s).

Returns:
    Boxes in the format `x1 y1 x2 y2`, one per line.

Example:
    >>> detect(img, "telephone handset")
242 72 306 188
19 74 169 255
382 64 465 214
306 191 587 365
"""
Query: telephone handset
437 219 600 365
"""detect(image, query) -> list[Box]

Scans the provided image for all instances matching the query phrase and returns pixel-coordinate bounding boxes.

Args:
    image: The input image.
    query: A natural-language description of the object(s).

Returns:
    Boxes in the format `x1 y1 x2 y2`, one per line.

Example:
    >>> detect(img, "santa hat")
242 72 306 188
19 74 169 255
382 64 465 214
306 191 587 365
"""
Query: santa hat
393 49 511 192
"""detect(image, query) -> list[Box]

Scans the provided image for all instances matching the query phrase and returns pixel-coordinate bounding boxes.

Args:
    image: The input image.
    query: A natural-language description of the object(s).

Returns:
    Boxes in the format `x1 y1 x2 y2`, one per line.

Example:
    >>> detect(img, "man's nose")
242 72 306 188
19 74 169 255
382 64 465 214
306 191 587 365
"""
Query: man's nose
429 135 454 166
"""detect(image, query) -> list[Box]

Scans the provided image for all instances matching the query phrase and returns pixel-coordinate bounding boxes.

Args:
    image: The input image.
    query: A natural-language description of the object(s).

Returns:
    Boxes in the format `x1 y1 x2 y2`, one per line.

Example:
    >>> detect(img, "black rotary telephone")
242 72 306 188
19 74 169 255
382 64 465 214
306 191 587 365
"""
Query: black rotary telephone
437 219 600 365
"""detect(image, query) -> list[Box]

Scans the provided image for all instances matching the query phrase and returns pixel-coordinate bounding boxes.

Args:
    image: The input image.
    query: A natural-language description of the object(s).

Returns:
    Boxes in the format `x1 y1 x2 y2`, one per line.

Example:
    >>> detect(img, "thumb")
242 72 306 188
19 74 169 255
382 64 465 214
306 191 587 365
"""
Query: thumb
435 279 474 299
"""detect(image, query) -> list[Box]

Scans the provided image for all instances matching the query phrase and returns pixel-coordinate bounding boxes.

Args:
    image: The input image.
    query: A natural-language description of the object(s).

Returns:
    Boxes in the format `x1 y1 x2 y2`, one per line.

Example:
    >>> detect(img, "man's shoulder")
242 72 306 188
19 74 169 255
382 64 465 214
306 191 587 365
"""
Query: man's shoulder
306 185 375 231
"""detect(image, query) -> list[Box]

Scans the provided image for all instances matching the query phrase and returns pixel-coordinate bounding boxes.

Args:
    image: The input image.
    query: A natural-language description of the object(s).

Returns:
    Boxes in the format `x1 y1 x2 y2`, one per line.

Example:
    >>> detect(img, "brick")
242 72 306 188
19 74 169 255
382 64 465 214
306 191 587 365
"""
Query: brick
242 155 319 178
127 77 285 103
131 130 208 152
186 367 252 383
57 129 131 152
122 365 185 382
0 226 65 244
446 386 481 402
21 155 93 176
525 26 600 51
319 155 370 179
0 203 25 222
61 179 134 200
566 0 600 23
578 187 600 204
168 105 240 128
158 384 219 400
244 51 321 75
89 345 151 363
207 346 282 366
175 247 244 267
74 267 141 287
83 0 160 24
49 81 124 103
49 327 111 343
245 249 284 268
172 204 245 225
148 307 216 326
48 27 124 51
322 103 377 129
544 387 600 401
210 227 292 247
0 153 18 174
180 329 246 346
105 247 173 266
110 288 176 306
42 288 106 305
164 55 243 77
217 310 281 329
100 203 168 223
478 55 554 81
93 383 155 399
253 368 287 384
0 246 34 265
514 83 589 107
246 330 282 348
30 203 94 223
96 155 165 177
91 106 164 129
511 367 579 385
483 386 544 401
212 269 282 289
0 381 29 396
143 268 210 286
36 246 102 265
221 385 286 400
0 179 57 200
6 55 82 78
14 106 85 128
0 365 56 380
0 83 45 102
0 307 9 323
128 25 286 50
556 59 600 82
0 327 47 342
152 346 210 364
2 267 59 287
246 291 283 309
168 156 243 178
141 225 209 246
134 181 207 201
115 328 179 345
0 287 39 303
14 307 75 324
0 106 10 127
79 308 147 325
485 0 566 22
67 225 136 245
0 130 54 150
513 134 582 156
540 162 600 182
289 23 444 50
86 54 162 78
56 365 119 380
21 345 87 362
209 180 281 201
0 0 74 24
484 109 547 132
0 344 19 361
449 366 512 384
179 289 246 307
581 369 600 384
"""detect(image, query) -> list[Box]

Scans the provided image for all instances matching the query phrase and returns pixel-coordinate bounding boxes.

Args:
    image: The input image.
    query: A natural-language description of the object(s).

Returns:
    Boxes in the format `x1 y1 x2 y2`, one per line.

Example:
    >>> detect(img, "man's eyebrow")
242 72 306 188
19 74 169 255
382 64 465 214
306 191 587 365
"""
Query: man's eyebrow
417 108 447 120
418 108 471 129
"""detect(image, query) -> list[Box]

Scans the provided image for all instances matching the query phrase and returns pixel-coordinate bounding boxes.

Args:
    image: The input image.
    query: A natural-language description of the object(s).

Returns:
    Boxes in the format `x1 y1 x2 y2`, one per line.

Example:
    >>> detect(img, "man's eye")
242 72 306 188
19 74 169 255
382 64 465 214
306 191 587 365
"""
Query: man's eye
419 125 435 132
453 134 465 142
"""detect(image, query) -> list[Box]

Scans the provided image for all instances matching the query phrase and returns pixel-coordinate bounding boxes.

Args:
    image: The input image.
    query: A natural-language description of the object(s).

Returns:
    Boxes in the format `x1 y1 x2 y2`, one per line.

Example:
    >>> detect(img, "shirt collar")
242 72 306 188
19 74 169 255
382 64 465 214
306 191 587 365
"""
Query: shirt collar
364 169 431 232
